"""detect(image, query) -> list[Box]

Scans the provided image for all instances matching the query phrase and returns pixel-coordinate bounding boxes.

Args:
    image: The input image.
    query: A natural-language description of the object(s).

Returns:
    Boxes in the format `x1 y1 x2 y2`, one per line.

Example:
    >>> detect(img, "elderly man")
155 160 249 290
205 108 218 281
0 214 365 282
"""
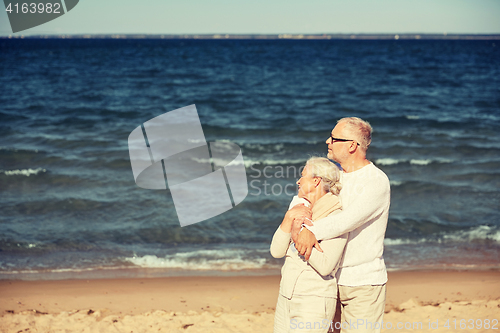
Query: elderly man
291 117 390 333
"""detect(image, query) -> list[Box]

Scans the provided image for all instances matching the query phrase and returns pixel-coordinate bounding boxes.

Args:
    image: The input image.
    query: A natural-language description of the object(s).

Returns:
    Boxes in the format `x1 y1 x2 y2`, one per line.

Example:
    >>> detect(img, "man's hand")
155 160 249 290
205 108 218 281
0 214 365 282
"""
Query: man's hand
286 204 312 222
288 205 312 242
291 218 302 243
295 228 322 260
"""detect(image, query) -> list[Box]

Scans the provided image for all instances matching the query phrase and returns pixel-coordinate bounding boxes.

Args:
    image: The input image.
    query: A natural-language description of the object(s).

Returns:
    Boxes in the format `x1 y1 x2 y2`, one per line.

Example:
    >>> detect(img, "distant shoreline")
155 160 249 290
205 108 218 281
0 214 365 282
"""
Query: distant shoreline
2 33 500 40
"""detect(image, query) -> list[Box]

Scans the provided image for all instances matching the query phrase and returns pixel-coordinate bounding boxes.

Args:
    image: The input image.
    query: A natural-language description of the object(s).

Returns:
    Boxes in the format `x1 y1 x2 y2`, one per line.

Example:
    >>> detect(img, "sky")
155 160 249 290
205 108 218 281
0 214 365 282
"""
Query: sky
1 0 500 36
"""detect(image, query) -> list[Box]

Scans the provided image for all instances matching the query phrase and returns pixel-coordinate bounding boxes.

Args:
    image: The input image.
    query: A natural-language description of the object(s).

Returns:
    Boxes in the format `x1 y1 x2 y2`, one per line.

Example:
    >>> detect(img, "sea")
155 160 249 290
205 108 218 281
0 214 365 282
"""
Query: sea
1 38 499 280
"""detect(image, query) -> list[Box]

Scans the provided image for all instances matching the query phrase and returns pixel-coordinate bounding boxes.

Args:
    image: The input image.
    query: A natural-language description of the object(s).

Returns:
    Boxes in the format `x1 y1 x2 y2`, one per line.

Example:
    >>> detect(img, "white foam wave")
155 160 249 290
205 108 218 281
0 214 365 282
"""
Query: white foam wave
244 143 285 152
187 139 205 144
3 168 46 176
375 158 402 166
244 158 305 168
192 156 304 168
375 158 453 166
389 180 403 186
385 225 500 246
125 249 271 271
384 238 427 246
405 115 420 120
409 159 432 165
0 265 139 276
192 157 246 167
443 225 500 243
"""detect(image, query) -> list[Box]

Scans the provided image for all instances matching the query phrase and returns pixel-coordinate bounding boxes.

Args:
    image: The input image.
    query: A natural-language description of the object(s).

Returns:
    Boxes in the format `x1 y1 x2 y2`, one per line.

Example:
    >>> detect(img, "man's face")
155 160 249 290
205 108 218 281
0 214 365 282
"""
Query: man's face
325 123 351 163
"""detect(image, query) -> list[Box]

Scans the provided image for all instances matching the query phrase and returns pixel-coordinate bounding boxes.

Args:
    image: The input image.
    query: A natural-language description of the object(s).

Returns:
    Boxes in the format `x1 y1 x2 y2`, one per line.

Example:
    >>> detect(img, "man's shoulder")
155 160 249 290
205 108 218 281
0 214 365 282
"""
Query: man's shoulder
359 163 390 191
351 162 388 180
368 163 390 182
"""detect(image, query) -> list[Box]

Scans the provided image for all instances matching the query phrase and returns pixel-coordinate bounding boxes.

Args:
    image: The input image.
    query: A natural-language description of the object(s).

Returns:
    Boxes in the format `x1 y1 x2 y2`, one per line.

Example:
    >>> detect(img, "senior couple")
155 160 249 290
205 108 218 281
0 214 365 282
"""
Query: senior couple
270 117 390 333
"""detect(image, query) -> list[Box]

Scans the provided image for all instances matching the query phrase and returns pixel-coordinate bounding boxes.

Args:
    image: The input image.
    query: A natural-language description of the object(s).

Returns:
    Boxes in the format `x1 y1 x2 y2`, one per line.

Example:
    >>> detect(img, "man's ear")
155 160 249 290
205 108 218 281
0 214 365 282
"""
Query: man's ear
348 141 358 153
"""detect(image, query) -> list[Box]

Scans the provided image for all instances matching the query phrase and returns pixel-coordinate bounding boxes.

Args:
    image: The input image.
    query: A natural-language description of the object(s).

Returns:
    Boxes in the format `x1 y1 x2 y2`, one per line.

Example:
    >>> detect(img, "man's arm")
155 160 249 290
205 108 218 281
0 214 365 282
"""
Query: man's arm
307 179 389 241
307 234 347 276
295 174 390 259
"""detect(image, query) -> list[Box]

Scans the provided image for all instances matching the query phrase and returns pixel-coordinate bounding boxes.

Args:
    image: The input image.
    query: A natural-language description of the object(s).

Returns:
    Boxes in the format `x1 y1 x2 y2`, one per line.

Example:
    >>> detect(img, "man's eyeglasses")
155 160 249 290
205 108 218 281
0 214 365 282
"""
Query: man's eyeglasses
330 135 360 146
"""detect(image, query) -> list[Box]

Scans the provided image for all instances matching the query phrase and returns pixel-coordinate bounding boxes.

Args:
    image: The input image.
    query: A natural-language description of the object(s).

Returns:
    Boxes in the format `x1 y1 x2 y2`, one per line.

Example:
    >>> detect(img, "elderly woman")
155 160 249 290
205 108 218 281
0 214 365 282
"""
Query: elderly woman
270 157 346 333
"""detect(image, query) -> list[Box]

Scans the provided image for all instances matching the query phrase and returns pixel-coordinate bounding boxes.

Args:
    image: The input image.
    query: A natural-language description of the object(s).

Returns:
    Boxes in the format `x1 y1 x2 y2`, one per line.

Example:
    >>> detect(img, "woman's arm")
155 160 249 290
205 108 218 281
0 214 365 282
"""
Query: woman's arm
270 227 291 258
270 197 310 258
270 205 306 258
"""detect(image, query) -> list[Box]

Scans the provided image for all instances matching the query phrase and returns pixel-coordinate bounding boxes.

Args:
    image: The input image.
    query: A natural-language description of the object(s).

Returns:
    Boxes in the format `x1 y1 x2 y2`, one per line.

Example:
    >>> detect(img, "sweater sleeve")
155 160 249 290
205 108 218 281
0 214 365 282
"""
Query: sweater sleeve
306 171 390 241
288 196 310 209
307 234 348 276
270 196 309 258
270 227 292 258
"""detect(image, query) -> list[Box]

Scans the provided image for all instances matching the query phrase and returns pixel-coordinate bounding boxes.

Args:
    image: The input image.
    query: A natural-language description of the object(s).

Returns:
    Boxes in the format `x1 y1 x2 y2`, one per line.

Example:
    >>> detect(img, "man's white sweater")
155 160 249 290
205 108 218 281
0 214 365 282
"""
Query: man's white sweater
306 162 390 286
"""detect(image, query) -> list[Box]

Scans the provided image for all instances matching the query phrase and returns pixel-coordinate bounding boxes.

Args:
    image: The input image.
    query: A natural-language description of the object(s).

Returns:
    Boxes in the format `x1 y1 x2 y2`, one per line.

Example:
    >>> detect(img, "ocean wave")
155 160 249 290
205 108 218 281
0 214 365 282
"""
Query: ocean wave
125 248 273 271
0 267 112 274
375 158 400 166
375 158 453 166
385 225 500 246
191 157 246 167
2 168 46 177
125 255 268 271
443 225 500 243
7 197 126 217
190 149 303 169
242 143 285 152
384 238 427 246
410 159 432 165
244 158 306 168
0 147 41 154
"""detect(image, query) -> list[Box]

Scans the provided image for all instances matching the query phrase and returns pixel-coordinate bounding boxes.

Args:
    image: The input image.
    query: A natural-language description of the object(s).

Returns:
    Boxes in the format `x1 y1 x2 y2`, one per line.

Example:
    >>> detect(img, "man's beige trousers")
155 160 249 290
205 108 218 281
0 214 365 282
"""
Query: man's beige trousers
333 284 387 333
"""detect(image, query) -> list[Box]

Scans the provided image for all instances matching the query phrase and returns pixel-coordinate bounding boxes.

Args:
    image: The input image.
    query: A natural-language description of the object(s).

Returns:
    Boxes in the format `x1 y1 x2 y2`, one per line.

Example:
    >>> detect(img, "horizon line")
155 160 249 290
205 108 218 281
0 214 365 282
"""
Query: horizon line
2 33 500 40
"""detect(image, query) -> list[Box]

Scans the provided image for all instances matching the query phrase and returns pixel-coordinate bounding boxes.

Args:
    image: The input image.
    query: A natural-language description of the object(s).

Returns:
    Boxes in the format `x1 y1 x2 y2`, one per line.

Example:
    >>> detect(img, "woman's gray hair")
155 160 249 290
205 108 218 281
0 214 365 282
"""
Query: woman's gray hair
306 157 342 195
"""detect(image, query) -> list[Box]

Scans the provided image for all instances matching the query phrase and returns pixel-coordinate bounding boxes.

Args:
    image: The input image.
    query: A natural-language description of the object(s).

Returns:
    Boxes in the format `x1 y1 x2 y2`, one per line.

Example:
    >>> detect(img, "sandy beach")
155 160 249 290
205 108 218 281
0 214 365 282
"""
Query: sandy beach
1 270 499 332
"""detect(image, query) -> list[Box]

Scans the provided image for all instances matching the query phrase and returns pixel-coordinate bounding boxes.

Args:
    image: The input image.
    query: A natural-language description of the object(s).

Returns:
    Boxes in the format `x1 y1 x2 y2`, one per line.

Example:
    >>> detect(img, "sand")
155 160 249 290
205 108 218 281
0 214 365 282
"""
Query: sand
1 270 499 332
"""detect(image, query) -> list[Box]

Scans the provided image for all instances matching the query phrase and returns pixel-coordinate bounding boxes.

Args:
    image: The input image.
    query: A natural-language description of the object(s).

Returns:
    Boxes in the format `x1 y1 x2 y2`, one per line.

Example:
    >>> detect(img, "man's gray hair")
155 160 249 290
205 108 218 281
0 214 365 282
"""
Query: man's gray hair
338 117 373 151
306 157 342 195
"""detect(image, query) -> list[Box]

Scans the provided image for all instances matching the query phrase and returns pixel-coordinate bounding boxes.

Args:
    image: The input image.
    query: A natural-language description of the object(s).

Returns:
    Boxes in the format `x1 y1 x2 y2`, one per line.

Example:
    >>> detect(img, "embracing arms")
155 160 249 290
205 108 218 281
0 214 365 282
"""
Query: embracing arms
308 232 347 276
271 227 346 276
293 174 390 259
270 203 313 258
270 202 346 277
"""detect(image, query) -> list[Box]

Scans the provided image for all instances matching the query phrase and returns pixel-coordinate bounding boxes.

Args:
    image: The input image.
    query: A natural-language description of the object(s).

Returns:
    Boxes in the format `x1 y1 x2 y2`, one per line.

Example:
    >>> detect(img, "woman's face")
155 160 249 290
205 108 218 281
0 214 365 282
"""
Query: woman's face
297 165 317 200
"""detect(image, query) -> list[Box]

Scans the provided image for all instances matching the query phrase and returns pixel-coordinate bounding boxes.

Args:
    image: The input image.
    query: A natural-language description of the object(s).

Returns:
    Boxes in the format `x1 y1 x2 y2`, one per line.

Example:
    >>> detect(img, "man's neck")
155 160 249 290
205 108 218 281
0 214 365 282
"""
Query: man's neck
340 158 370 173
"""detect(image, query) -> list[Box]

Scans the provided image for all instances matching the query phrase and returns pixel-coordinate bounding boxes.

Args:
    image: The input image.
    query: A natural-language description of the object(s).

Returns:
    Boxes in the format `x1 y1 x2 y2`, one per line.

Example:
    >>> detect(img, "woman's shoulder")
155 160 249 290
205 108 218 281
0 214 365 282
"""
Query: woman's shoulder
321 192 342 210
